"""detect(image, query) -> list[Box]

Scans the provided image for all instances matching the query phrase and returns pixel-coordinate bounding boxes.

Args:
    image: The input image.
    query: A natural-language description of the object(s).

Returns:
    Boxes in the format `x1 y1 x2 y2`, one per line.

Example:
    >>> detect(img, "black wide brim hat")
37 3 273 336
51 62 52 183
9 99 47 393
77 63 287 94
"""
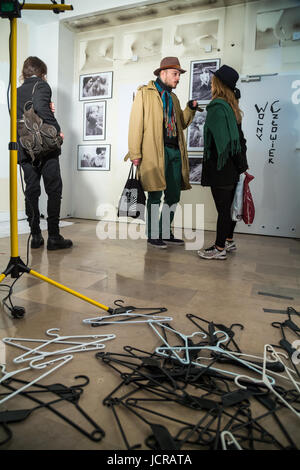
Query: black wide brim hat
210 64 239 91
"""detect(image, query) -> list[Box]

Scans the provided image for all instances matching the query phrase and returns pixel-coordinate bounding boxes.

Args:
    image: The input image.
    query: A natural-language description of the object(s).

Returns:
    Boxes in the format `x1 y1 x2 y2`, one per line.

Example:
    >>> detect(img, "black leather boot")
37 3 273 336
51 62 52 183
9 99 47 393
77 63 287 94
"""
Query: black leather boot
31 233 44 249
47 234 73 251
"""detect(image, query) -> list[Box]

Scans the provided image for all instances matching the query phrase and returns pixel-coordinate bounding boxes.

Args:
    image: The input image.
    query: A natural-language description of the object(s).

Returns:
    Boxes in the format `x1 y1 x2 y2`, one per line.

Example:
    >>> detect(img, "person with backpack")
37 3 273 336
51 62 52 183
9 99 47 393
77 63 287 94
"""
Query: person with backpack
17 56 72 250
198 65 248 260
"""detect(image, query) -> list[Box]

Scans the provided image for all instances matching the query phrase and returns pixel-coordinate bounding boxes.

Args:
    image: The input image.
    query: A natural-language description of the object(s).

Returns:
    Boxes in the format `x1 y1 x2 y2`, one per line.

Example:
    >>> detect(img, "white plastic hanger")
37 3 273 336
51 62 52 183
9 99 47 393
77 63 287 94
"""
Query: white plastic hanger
235 344 300 419
3 329 115 364
193 347 300 387
154 327 276 385
149 321 207 365
0 354 73 406
83 312 173 325
220 430 243 450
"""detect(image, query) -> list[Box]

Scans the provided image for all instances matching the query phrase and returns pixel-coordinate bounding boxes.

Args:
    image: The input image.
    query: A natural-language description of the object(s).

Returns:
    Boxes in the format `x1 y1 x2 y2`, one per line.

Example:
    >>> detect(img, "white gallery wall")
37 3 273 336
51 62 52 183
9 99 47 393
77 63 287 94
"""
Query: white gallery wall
69 0 300 236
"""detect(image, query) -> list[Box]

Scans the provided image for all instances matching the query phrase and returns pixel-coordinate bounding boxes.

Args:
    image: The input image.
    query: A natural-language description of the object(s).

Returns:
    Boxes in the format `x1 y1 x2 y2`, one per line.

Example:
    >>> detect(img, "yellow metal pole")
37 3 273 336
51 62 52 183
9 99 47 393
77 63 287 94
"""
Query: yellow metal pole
29 269 110 312
22 4 73 11
9 17 18 258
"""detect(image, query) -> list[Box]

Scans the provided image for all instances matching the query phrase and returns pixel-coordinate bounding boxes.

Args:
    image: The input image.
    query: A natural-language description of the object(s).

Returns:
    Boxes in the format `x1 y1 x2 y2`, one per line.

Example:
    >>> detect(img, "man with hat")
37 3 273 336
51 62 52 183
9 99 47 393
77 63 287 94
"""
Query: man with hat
126 57 198 248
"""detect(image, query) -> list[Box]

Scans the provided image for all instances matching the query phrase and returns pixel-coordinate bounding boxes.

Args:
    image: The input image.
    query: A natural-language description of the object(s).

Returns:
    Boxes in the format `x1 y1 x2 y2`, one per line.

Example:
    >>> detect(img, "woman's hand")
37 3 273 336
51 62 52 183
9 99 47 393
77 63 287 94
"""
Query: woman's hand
50 101 55 113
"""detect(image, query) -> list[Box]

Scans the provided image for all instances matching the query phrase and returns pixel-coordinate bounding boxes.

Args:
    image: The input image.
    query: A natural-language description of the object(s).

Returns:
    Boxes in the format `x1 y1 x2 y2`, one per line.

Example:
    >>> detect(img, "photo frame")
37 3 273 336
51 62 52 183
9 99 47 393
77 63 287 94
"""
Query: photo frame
77 144 111 171
189 155 203 185
79 71 113 100
83 101 106 141
189 59 220 103
187 107 207 152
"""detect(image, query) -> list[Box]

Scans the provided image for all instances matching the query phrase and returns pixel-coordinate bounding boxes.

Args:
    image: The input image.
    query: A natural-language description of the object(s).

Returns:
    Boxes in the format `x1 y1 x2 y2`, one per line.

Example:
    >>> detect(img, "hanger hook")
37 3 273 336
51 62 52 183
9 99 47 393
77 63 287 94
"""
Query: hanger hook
71 375 90 388
214 330 229 346
189 331 207 340
46 328 60 337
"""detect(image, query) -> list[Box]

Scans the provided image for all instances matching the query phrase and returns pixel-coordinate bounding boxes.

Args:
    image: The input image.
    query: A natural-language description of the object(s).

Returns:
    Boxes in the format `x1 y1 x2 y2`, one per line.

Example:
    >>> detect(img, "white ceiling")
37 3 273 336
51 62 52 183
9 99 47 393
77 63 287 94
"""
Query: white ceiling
19 0 261 28
63 0 260 33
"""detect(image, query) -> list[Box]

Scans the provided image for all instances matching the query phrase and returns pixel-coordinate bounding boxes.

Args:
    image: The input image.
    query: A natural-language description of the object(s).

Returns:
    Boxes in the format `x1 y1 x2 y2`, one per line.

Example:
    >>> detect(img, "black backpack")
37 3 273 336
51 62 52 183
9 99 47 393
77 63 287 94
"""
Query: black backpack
17 82 63 166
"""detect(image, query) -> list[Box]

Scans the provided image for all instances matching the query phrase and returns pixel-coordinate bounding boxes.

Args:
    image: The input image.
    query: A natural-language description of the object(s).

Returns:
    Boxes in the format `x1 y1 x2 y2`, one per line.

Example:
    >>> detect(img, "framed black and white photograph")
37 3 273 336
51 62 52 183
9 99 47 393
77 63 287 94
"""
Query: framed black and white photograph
83 101 106 141
189 155 203 185
187 108 207 152
189 59 220 103
79 72 113 100
77 144 110 171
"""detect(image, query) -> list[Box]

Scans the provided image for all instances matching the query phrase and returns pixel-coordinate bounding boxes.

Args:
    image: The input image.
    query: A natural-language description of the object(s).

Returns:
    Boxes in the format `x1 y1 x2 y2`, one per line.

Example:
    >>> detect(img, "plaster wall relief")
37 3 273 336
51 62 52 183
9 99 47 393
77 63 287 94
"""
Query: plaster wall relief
122 28 163 64
255 6 300 50
173 20 219 57
80 37 114 71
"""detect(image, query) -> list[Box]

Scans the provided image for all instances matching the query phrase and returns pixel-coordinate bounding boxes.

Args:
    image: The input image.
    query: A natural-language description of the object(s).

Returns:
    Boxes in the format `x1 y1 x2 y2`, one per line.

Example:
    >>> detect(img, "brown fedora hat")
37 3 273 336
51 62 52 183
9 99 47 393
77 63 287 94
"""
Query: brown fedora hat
154 57 186 76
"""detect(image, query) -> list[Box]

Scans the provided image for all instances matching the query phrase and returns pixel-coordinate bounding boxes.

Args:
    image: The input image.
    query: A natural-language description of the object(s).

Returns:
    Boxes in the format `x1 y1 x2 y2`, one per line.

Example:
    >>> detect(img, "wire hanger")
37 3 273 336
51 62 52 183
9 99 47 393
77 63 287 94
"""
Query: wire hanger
82 312 173 326
220 430 243 450
149 321 207 365
3 329 115 364
0 354 73 406
154 327 276 385
234 344 300 419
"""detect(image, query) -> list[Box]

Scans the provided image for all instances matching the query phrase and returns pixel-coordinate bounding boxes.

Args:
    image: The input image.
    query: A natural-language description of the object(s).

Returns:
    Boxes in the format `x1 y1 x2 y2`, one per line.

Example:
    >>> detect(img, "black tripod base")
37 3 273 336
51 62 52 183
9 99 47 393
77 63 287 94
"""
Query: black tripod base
2 257 29 319
3 256 30 278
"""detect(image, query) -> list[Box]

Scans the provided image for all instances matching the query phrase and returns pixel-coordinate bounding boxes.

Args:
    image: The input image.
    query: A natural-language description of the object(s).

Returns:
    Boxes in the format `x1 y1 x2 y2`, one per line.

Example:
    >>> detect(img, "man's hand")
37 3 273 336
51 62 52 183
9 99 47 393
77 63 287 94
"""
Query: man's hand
188 100 203 111
132 159 141 166
50 101 55 113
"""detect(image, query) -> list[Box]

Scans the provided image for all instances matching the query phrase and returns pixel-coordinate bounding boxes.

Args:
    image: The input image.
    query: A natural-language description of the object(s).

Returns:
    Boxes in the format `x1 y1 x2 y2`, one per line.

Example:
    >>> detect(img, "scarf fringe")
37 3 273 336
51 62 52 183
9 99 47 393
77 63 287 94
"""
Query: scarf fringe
205 139 241 170
155 81 177 138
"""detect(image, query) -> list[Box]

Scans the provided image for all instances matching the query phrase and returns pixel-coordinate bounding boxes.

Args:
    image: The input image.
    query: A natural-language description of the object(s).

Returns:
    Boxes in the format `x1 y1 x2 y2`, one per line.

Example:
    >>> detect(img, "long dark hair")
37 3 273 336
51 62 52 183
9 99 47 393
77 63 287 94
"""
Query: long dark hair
20 56 47 82
211 75 243 124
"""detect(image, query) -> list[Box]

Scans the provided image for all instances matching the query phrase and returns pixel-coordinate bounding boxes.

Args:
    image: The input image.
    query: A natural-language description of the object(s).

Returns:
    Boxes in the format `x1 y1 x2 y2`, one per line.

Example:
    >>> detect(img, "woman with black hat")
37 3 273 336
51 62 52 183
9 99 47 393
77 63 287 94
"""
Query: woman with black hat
198 64 248 260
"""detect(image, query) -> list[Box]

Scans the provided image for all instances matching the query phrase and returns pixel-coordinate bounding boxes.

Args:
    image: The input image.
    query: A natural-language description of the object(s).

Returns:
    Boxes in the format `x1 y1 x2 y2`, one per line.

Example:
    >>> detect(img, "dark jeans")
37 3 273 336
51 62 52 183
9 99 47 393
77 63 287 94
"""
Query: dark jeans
147 146 182 239
211 185 237 248
21 157 62 237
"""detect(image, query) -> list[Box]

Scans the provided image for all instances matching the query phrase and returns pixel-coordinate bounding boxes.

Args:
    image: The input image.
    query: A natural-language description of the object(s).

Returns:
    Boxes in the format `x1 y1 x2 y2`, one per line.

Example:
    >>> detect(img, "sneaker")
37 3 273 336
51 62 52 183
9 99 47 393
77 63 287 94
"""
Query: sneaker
31 233 44 249
47 235 73 251
147 238 167 249
162 233 185 246
225 240 237 252
198 245 227 260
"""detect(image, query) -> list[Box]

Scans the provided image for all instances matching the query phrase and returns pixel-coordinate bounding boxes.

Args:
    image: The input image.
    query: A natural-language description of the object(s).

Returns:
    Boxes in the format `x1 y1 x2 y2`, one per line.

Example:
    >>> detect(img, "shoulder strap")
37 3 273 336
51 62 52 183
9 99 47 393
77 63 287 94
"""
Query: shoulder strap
23 80 40 113
32 80 40 97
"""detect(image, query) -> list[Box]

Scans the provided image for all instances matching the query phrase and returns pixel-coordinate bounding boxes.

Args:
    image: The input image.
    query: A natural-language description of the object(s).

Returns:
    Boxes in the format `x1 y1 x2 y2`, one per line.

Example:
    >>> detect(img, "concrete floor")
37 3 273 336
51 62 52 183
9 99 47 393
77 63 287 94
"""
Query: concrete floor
0 218 300 450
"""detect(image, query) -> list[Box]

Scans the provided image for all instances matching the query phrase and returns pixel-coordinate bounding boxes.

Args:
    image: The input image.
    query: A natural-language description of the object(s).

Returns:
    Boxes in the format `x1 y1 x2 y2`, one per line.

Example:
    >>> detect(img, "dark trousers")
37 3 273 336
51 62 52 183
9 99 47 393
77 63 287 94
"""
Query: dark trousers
147 146 182 239
21 158 62 237
211 185 237 248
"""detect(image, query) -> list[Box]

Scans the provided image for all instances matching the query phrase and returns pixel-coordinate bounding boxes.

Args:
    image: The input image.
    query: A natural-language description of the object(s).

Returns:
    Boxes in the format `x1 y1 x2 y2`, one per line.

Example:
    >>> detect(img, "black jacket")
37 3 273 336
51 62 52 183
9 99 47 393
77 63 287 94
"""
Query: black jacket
17 77 61 163
201 123 248 187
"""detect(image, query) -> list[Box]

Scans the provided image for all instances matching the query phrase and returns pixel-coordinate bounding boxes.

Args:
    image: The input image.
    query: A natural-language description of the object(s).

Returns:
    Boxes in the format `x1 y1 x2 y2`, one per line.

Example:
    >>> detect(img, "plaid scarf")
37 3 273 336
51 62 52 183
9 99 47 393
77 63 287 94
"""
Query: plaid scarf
204 98 241 170
155 78 177 138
